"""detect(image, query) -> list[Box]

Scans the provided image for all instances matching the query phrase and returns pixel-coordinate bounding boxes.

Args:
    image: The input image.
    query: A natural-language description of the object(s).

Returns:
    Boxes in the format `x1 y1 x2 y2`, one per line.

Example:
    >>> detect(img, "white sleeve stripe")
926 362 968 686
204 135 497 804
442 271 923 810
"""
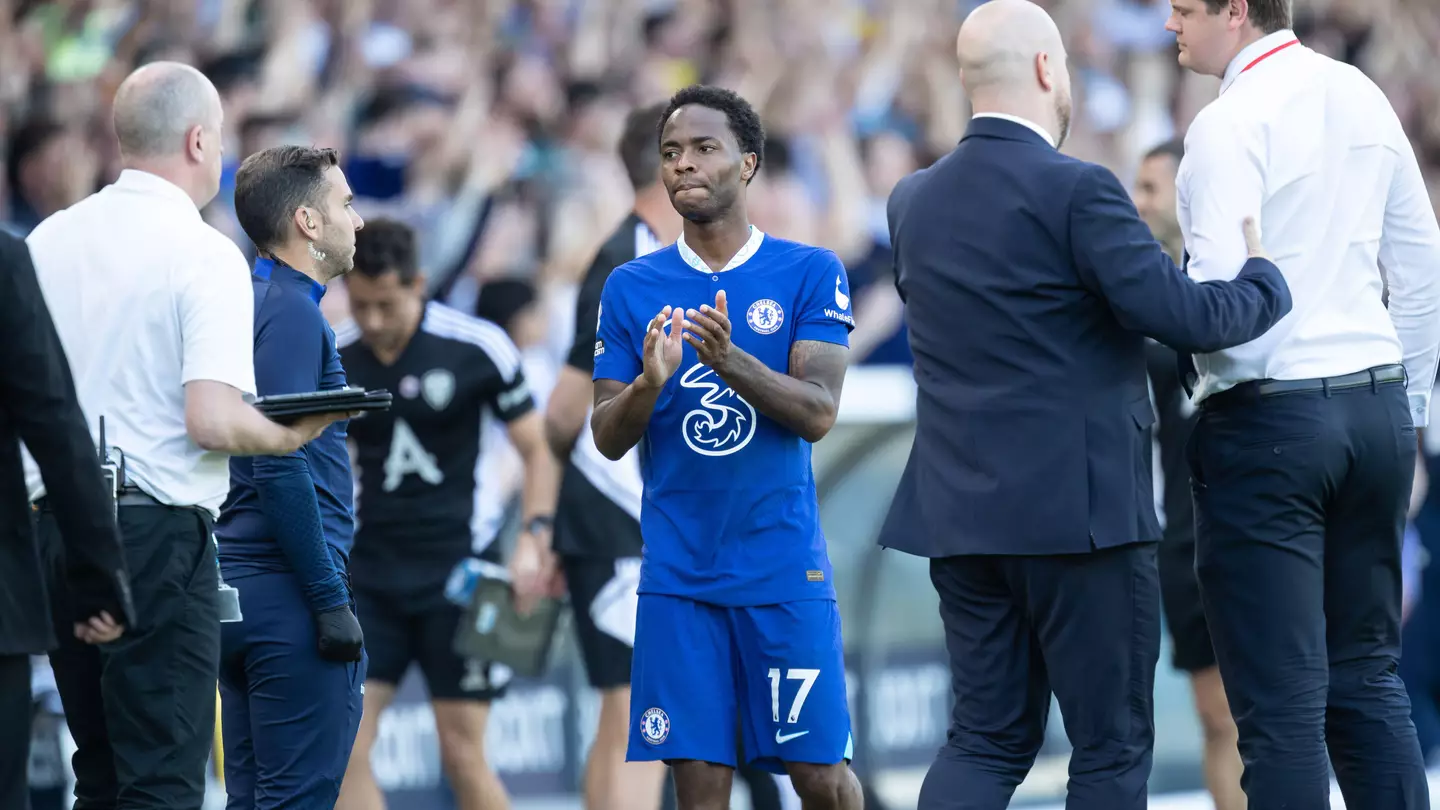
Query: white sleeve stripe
334 319 361 349
421 303 523 378
425 305 522 373
469 408 503 555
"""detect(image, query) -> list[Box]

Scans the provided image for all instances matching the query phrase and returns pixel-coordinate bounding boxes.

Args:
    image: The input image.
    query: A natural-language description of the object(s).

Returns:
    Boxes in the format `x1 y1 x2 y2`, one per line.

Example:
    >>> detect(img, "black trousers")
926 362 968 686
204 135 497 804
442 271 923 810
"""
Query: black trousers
919 543 1160 810
0 653 32 810
1190 378 1428 809
42 503 220 810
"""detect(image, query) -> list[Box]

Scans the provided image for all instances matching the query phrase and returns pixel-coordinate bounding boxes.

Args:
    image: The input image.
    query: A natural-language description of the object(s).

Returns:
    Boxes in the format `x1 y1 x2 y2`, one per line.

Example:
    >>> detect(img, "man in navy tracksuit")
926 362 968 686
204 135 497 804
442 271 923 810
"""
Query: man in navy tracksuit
215 145 367 808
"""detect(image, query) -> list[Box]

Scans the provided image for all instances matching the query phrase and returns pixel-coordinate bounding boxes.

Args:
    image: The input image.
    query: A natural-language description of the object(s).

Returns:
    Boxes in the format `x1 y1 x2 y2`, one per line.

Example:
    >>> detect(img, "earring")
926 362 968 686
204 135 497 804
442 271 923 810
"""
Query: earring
308 241 328 261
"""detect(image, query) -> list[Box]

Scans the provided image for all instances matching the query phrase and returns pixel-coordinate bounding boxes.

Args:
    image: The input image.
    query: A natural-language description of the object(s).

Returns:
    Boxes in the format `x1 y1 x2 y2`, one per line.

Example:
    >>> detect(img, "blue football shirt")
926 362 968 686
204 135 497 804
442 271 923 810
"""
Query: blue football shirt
593 228 855 606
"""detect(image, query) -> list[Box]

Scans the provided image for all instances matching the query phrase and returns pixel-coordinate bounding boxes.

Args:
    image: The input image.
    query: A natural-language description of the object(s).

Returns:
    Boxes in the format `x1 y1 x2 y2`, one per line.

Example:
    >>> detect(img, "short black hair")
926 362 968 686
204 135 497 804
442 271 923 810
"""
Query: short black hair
234 145 339 254
352 218 419 284
475 278 536 334
642 10 673 46
239 112 300 148
1144 139 1184 165
620 103 666 192
5 117 65 196
657 85 765 181
566 80 605 110
1203 0 1291 34
354 86 447 131
763 135 791 175
201 48 262 96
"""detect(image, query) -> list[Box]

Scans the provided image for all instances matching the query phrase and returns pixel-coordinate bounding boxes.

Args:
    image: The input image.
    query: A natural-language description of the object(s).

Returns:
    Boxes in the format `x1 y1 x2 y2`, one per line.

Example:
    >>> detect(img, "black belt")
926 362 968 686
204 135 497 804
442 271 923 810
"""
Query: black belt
35 486 168 512
1202 364 1406 410
115 488 166 508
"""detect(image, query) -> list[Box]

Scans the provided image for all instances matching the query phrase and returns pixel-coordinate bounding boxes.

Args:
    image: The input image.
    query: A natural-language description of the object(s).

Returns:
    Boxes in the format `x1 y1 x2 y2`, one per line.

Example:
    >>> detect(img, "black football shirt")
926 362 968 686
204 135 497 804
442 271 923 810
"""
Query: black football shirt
552 214 657 558
337 301 533 589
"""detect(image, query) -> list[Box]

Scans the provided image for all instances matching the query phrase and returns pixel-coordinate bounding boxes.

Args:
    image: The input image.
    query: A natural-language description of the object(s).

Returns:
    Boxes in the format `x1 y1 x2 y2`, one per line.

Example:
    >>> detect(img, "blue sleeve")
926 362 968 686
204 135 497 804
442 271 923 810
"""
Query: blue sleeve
593 271 642 383
1068 163 1292 355
251 291 347 613
793 250 855 346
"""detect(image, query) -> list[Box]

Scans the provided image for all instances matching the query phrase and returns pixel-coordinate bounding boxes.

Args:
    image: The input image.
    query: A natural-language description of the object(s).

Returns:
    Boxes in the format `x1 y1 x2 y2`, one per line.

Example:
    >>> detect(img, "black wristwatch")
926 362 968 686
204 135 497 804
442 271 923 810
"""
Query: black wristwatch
525 515 554 535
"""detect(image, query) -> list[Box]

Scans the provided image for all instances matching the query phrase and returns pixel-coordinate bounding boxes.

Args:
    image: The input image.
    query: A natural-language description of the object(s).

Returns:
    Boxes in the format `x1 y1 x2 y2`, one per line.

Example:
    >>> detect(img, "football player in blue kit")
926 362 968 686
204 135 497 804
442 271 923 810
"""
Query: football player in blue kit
590 84 862 809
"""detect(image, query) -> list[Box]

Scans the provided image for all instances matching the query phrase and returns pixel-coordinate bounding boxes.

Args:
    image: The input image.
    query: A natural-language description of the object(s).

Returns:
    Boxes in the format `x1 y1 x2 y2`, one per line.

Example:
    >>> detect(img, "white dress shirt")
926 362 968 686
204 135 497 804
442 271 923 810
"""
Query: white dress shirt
24 170 257 514
1178 30 1440 426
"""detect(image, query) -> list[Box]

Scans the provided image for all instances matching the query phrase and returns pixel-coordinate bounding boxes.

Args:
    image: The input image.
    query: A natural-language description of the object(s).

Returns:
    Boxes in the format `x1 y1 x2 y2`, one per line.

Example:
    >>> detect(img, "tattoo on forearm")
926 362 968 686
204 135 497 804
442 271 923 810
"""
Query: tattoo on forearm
789 340 848 401
713 340 849 443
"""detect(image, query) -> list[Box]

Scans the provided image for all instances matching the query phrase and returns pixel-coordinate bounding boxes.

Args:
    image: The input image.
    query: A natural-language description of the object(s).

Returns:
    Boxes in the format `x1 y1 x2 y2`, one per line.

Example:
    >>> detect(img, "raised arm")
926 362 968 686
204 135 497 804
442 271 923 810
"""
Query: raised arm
1070 162 1291 354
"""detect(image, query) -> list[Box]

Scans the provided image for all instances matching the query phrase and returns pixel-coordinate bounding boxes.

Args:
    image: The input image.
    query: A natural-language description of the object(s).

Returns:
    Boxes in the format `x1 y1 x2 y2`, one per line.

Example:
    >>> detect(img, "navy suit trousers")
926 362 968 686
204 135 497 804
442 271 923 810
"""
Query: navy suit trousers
218 571 365 810
1191 379 1428 810
919 543 1160 810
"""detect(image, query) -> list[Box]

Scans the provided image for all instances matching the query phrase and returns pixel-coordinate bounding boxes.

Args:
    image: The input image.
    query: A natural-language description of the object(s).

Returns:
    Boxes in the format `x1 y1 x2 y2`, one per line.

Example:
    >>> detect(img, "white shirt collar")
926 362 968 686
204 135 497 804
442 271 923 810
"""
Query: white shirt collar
676 225 765 273
112 169 199 216
971 113 1057 148
635 219 663 257
1220 29 1301 95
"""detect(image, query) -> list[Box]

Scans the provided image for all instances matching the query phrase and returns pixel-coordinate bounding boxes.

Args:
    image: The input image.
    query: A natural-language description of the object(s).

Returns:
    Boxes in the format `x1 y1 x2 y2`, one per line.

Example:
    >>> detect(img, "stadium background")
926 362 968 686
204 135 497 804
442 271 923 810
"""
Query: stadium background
4 0 1440 807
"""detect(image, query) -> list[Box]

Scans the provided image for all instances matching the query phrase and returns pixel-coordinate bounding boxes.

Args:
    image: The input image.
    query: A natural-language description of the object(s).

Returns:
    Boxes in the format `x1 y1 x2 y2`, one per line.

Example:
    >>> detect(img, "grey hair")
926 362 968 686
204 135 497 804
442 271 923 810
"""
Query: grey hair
112 62 219 158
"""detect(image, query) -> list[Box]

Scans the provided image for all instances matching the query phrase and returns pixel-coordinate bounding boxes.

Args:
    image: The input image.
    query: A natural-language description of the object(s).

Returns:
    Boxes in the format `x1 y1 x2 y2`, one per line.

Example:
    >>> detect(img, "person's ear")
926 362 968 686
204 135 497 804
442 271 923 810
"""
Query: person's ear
186 124 205 163
741 153 758 183
1036 52 1056 92
295 207 320 241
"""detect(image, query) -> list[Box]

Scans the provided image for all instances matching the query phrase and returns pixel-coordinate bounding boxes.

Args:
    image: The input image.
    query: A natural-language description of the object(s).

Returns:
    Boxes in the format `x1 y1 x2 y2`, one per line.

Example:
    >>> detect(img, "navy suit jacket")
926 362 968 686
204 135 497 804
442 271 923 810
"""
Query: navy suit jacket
879 117 1291 557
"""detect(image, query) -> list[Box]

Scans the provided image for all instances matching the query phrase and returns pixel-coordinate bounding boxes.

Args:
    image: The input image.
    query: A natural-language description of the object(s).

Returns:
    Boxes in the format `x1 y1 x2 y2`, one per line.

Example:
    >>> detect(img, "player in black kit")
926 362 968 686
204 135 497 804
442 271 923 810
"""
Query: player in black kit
543 102 676 810
1133 140 1242 810
333 219 559 810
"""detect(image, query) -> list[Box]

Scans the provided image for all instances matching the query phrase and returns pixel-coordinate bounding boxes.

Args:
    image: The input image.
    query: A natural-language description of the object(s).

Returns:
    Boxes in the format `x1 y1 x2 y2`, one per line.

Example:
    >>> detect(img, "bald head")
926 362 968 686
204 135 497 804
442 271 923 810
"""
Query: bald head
113 62 221 159
956 0 1067 96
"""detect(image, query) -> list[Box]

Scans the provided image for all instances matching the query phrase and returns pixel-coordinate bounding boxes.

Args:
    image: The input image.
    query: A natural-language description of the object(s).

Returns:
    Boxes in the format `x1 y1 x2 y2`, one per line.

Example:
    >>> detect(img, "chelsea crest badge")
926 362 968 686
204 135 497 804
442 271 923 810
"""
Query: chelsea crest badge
640 707 670 744
746 299 784 335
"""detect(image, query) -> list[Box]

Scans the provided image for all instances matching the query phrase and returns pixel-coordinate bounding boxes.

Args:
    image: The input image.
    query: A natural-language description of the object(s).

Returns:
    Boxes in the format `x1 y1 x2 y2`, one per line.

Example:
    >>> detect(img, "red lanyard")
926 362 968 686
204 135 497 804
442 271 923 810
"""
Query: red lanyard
1240 39 1300 74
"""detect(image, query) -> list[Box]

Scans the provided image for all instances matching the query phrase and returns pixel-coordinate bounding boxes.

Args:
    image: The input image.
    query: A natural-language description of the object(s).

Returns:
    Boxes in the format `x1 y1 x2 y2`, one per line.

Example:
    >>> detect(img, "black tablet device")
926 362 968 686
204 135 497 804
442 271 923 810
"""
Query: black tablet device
251 387 392 422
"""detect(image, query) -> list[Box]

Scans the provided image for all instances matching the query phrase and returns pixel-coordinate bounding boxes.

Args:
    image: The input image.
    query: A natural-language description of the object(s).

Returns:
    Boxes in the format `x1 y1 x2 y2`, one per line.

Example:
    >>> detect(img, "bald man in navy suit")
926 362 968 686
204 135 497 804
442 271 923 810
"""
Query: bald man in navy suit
878 2 1292 808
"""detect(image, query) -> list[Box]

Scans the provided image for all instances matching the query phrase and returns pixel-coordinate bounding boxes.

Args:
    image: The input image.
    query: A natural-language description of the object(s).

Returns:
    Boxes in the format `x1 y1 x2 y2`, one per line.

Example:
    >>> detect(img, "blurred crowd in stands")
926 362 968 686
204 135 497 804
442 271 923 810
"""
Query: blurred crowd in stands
7 0 1440 801
4 0 1436 381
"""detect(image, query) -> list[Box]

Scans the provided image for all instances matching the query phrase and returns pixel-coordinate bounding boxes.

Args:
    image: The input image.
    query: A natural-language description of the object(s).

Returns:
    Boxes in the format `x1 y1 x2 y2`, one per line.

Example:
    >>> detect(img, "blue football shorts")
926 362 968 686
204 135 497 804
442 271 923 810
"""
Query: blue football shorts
627 594 854 774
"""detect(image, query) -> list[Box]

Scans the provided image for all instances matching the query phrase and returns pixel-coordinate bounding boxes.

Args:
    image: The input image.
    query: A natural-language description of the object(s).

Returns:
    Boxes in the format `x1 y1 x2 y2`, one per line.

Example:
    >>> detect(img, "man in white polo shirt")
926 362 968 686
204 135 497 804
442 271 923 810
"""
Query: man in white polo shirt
24 61 344 810
1167 1 1440 806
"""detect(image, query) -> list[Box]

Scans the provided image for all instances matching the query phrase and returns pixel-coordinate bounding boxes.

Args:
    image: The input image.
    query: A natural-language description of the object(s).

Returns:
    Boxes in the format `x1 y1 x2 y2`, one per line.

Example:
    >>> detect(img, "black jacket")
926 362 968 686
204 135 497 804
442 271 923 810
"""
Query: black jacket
0 228 132 654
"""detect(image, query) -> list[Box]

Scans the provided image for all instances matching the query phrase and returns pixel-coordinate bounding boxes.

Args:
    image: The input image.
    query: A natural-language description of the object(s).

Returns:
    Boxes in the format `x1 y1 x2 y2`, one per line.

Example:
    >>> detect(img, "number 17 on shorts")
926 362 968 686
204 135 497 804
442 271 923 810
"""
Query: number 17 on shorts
627 594 854 774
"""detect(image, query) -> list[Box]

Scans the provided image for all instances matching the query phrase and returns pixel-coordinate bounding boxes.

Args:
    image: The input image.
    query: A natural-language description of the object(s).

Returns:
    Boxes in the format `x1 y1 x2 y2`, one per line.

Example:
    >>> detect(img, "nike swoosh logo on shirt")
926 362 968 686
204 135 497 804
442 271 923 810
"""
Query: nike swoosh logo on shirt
775 729 809 744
